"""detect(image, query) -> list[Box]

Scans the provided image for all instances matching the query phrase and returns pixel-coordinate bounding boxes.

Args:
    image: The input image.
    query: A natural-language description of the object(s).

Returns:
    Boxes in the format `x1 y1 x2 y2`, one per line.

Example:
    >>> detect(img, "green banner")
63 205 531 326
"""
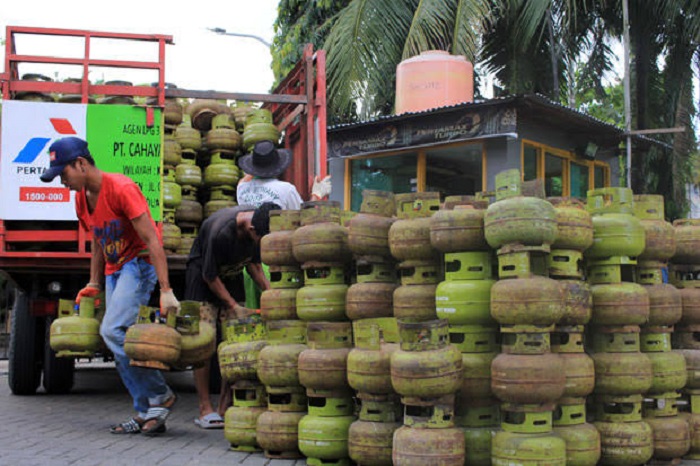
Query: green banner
86 105 163 221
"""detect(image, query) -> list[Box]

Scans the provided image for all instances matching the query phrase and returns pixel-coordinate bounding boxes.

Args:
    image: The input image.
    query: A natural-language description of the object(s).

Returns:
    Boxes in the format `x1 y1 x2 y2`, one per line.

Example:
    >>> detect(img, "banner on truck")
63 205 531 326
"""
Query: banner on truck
0 100 162 221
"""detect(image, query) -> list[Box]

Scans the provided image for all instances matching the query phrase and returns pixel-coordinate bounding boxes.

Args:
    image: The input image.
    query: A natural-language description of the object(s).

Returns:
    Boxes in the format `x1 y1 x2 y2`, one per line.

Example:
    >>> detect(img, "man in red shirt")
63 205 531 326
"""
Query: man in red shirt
40 136 180 436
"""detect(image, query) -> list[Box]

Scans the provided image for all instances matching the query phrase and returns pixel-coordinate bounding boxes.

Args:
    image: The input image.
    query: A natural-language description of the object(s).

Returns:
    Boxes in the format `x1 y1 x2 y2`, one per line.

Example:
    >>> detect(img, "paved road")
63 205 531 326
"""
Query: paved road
0 360 305 466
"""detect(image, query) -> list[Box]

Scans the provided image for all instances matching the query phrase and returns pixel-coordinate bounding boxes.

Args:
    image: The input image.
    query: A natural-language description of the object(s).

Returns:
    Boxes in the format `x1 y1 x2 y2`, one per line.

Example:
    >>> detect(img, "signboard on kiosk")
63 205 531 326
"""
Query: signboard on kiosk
0 100 162 221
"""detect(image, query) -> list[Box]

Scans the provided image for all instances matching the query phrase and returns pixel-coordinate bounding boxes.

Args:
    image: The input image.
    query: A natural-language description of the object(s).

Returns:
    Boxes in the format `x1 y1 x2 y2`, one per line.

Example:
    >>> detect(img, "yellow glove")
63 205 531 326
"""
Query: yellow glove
160 288 180 317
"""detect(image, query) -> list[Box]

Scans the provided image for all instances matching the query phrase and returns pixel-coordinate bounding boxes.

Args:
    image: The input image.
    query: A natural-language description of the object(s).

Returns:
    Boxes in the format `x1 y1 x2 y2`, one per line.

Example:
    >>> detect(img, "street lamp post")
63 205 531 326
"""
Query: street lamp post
207 27 272 49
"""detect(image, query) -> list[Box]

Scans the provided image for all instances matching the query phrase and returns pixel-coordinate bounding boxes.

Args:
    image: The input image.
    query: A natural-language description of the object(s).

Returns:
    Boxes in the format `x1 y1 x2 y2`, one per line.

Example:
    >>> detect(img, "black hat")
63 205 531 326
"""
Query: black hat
40 137 90 182
238 140 292 178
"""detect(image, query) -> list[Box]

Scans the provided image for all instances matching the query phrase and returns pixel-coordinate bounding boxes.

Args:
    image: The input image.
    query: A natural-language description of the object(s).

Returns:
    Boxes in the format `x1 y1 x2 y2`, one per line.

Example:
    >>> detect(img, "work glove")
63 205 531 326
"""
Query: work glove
311 175 332 199
76 283 101 304
160 288 181 317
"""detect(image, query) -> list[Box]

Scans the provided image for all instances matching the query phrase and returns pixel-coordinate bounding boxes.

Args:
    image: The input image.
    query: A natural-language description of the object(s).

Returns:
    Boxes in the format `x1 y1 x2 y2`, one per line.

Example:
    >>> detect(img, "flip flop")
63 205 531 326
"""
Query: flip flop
194 412 225 429
142 406 170 436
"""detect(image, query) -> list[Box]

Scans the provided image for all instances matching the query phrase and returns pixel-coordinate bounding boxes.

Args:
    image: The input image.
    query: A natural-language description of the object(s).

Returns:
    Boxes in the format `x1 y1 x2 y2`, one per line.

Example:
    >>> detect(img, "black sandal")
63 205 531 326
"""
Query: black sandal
141 407 170 436
110 418 142 435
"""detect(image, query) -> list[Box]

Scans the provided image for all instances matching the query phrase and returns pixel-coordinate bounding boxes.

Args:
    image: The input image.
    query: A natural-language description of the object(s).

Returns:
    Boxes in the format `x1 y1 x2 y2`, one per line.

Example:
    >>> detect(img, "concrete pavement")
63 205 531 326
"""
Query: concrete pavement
0 360 305 466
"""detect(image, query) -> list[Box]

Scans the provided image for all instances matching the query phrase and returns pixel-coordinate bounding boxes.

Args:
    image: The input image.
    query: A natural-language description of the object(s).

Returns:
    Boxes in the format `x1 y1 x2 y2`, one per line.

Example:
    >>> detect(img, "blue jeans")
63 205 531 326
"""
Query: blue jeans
101 257 171 417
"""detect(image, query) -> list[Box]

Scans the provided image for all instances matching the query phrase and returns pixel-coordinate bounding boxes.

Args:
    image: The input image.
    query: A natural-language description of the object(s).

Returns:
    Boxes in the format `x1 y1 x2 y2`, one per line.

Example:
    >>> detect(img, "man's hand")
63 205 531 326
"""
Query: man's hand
76 283 101 304
311 175 332 199
233 303 260 319
160 288 180 317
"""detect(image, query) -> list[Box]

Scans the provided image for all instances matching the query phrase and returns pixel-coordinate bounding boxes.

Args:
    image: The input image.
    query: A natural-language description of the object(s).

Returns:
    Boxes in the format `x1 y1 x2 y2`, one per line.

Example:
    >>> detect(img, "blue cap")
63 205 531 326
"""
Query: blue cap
40 137 90 182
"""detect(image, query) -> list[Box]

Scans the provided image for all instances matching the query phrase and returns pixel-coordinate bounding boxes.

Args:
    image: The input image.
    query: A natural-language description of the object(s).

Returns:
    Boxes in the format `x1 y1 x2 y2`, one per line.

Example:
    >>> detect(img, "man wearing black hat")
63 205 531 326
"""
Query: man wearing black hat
40 136 180 436
184 201 280 429
237 140 332 209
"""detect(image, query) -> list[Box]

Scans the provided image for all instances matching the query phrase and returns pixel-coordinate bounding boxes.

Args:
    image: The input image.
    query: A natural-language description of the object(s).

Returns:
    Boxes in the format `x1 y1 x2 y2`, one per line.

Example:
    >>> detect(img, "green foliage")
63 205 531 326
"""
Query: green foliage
574 76 625 127
271 0 351 84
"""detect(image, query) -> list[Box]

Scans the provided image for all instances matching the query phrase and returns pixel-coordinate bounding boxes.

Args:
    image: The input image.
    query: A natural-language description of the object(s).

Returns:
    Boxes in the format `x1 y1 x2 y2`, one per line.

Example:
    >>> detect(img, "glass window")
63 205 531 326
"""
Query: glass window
425 144 483 199
523 145 538 181
570 162 589 199
350 153 417 212
544 153 564 196
594 165 606 189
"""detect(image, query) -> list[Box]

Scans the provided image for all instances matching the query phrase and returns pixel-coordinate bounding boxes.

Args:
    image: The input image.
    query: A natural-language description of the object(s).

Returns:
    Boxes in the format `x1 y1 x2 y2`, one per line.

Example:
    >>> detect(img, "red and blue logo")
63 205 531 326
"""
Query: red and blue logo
12 118 77 163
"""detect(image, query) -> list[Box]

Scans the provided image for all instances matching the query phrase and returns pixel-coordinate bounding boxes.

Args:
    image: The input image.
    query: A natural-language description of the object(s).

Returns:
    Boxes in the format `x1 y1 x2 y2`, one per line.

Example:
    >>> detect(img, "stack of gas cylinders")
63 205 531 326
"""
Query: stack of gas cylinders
256 208 308 459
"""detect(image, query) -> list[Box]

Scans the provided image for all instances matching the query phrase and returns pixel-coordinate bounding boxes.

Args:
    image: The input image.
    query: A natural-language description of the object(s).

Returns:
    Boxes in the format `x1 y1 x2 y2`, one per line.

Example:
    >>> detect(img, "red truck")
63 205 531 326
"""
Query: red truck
0 26 327 395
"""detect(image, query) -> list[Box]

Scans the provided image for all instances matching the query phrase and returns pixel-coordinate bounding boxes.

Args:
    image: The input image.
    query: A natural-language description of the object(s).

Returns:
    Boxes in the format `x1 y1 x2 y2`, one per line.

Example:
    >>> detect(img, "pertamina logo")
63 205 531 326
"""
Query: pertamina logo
12 118 77 165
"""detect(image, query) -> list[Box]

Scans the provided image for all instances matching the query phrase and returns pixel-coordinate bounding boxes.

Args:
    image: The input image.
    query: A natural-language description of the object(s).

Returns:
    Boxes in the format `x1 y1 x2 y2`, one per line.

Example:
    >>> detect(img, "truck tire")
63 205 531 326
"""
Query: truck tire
42 316 75 394
8 288 41 395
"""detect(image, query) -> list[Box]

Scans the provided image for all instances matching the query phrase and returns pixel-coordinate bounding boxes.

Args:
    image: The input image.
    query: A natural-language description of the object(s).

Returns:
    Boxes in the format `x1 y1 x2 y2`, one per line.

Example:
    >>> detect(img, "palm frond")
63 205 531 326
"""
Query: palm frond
453 0 492 60
324 0 419 120
403 0 459 58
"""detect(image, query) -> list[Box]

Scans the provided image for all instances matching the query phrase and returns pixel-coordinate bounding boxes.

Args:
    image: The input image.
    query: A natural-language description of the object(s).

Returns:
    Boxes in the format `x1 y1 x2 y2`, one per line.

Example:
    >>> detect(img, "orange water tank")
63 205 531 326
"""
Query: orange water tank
395 50 474 114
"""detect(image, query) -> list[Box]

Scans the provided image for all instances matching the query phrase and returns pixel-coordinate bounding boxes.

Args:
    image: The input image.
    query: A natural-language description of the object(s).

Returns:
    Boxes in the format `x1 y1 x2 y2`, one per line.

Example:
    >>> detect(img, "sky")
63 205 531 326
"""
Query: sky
1 0 278 94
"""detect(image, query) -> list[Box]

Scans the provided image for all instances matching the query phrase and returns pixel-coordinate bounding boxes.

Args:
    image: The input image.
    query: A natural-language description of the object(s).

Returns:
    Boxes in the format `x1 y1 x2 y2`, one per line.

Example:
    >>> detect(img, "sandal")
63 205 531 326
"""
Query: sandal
110 417 167 435
110 418 142 435
142 406 170 436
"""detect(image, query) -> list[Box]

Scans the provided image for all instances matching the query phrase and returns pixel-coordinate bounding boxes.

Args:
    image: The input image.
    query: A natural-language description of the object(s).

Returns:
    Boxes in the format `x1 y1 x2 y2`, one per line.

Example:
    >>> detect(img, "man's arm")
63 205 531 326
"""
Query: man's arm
89 237 105 285
204 275 249 318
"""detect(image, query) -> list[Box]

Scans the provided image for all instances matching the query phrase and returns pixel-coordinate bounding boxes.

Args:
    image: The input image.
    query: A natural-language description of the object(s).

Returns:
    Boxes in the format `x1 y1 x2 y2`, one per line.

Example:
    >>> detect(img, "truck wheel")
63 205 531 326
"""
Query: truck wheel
8 288 41 395
42 316 75 394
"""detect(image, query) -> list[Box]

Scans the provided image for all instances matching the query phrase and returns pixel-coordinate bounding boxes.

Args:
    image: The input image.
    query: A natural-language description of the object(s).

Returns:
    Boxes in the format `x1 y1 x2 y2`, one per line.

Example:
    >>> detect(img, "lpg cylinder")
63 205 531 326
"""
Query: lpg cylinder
163 177 182 209
225 404 266 452
586 188 645 258
643 394 691 460
260 288 298 321
163 136 182 166
218 316 267 383
346 260 398 320
175 162 202 187
256 410 305 459
175 198 203 224
348 418 400 466
551 328 595 399
124 306 181 370
388 192 441 261
429 199 489 253
295 268 348 321
292 201 352 263
50 298 101 357
679 409 700 460
459 350 498 400
590 282 649 326
393 260 441 322
261 209 300 266
590 328 653 396
594 394 654 466
436 253 496 326
679 349 700 389
557 280 592 325
491 333 566 405
455 400 500 466
298 322 352 392
673 218 700 264
548 197 594 252
634 194 676 261
484 195 558 249
392 425 465 466
552 400 601 466
490 275 564 327
298 398 355 462
347 189 396 258
205 114 241 151
637 264 682 325
640 331 687 395
204 161 240 187
347 318 399 395
390 319 462 398
492 404 567 466
679 287 700 325
242 109 281 150
186 99 229 131
174 301 216 368
174 114 202 151
256 320 306 388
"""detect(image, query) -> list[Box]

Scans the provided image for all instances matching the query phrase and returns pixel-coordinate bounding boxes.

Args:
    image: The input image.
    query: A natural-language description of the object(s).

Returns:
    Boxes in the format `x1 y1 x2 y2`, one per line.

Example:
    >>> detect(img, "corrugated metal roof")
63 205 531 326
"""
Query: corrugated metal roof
328 93 669 149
